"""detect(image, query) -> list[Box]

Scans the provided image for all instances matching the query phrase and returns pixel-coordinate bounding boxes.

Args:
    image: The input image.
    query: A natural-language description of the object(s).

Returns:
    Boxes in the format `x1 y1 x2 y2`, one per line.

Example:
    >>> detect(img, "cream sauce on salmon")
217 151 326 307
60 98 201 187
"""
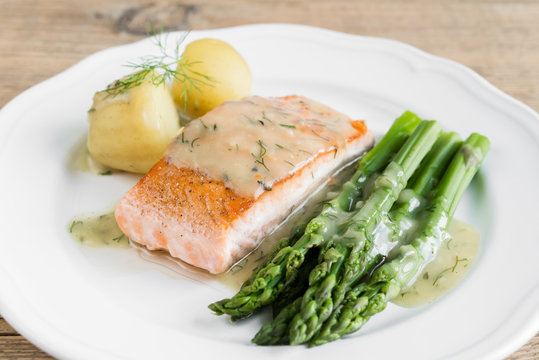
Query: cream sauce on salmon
165 96 366 199
392 219 480 307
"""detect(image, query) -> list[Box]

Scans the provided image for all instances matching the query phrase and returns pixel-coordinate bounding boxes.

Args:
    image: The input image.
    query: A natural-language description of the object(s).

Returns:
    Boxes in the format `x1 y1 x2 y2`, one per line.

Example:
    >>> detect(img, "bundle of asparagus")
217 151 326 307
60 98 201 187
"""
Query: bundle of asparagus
209 111 489 347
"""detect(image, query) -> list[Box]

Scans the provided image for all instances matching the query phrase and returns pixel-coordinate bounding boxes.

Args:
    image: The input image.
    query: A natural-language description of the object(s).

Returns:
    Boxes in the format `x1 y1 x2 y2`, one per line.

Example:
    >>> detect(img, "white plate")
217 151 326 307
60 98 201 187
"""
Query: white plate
0 24 538 360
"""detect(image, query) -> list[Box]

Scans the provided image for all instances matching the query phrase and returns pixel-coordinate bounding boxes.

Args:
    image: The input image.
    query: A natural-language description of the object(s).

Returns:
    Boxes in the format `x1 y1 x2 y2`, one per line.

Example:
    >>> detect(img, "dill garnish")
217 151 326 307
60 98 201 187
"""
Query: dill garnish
112 234 126 243
199 118 208 129
102 25 214 109
279 123 296 129
251 140 269 171
311 129 330 141
191 137 200 148
284 160 295 167
261 111 274 124
298 149 313 155
275 143 285 149
432 256 468 286
69 220 83 233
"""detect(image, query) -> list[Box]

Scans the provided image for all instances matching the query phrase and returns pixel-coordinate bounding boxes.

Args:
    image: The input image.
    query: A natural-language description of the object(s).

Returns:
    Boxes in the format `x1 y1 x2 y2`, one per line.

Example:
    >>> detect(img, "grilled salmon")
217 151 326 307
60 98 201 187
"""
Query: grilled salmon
115 95 373 274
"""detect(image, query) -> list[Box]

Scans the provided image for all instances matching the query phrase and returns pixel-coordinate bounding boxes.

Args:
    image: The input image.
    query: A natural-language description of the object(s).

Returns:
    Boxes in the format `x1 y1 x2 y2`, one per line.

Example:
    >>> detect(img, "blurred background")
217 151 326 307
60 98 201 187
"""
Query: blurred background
0 0 537 358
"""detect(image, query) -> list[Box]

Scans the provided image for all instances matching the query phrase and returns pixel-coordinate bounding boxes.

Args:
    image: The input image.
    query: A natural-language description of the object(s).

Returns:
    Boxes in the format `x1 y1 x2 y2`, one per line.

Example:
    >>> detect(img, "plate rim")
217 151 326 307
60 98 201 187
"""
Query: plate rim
0 23 538 360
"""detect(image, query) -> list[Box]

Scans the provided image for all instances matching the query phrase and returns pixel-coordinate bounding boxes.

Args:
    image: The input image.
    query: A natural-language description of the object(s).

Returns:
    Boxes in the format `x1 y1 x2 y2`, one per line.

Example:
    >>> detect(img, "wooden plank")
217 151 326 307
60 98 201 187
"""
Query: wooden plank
0 336 51 360
1 0 538 111
507 335 539 360
0 317 18 336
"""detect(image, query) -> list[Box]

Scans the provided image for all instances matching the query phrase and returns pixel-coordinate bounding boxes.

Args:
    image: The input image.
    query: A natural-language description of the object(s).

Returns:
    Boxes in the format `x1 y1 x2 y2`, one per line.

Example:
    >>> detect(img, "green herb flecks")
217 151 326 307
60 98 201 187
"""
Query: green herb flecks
284 160 295 167
199 118 208 129
311 129 330 141
251 140 269 172
69 220 83 233
433 256 468 286
279 123 297 129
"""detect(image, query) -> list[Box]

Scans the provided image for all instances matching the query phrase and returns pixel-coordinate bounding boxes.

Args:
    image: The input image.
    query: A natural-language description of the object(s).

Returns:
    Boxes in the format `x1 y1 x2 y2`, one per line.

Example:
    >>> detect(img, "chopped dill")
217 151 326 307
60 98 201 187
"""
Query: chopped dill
451 256 468 272
284 160 295 167
279 123 296 129
69 220 83 233
112 234 126 243
191 137 200 148
261 111 274 124
251 140 269 171
199 118 208 129
432 256 468 286
213 124 217 131
275 143 285 150
100 170 112 176
298 149 313 155
311 129 330 141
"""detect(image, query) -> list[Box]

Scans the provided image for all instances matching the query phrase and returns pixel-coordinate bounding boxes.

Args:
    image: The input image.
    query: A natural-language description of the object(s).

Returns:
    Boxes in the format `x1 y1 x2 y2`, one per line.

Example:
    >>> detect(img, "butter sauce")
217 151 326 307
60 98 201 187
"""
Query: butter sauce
392 219 480 307
69 137 114 175
69 210 130 248
165 96 365 199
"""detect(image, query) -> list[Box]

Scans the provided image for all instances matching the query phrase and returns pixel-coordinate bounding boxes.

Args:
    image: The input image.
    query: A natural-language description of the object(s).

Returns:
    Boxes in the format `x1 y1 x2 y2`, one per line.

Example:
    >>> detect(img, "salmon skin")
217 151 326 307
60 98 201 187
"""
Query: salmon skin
115 95 374 274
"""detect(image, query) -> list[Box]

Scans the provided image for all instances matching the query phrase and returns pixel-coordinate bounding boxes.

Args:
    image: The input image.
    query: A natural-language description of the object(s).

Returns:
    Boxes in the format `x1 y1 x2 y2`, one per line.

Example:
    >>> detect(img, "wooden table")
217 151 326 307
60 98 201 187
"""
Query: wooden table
1 0 538 358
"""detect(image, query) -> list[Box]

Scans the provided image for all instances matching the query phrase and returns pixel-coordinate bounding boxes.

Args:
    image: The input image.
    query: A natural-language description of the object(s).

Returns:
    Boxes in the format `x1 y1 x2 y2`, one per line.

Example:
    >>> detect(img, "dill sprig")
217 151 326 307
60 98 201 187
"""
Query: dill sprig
102 25 214 108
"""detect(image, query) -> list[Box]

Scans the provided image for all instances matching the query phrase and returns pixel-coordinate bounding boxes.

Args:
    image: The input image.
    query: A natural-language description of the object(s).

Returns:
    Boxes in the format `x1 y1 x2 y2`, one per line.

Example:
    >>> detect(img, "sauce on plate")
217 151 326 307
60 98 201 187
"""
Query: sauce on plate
392 219 480 307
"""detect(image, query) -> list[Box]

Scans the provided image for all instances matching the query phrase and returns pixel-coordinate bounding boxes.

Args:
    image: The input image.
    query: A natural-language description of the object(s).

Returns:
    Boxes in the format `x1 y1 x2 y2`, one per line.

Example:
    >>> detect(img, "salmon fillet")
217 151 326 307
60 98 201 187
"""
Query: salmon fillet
115 95 373 274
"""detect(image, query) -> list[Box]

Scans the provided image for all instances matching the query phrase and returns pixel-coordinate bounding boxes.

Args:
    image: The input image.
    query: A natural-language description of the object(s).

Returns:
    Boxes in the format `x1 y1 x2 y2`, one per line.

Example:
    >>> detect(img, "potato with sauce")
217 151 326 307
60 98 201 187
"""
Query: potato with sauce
87 70 180 174
171 38 252 119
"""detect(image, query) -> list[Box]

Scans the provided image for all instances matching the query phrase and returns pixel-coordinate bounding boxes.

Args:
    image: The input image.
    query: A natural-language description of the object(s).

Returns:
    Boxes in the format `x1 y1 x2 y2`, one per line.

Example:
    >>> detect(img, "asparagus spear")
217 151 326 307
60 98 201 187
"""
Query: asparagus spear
286 121 443 345
254 128 456 346
208 112 422 317
310 133 490 347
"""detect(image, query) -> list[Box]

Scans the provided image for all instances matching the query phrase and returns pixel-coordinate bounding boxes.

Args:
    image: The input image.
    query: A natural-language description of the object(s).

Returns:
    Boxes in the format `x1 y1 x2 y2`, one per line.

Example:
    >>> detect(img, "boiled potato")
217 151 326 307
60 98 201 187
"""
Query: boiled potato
171 38 252 119
87 71 180 174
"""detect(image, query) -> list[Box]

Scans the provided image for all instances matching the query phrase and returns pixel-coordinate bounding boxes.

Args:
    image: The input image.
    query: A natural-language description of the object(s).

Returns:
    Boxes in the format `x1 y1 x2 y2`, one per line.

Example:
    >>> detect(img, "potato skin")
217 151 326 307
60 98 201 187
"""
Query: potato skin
171 38 252 119
87 72 180 174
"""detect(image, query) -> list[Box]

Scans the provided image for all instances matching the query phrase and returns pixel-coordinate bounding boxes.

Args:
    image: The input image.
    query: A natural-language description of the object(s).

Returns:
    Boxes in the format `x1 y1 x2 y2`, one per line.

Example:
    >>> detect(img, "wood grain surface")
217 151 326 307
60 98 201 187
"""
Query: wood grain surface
0 0 538 359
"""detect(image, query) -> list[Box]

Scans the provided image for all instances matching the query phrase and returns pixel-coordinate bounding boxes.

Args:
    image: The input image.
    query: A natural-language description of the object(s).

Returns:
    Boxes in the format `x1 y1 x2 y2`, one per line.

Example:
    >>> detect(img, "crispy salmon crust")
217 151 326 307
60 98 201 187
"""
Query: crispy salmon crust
115 97 374 274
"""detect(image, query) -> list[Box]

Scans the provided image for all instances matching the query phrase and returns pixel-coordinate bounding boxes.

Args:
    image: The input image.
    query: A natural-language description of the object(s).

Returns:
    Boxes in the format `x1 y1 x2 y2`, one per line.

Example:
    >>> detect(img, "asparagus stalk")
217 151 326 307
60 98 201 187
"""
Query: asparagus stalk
254 126 453 346
208 112 422 317
310 133 490 347
287 120 442 345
